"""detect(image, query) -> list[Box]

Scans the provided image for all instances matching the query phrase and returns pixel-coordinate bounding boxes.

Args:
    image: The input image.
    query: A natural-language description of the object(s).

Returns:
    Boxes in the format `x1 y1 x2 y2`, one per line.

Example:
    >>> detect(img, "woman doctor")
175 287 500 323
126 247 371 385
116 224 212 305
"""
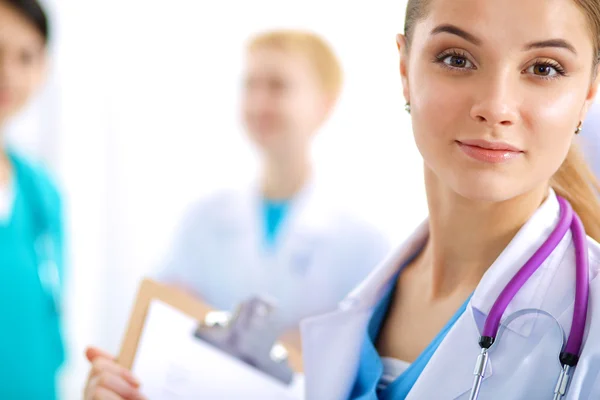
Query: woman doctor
84 30 390 399
0 1 65 399
300 0 600 399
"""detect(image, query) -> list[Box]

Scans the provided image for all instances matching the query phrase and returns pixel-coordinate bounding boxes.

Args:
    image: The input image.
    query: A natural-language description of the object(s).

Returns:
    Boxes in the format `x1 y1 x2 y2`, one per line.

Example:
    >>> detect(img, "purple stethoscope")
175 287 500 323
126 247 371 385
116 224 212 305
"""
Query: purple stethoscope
469 196 590 400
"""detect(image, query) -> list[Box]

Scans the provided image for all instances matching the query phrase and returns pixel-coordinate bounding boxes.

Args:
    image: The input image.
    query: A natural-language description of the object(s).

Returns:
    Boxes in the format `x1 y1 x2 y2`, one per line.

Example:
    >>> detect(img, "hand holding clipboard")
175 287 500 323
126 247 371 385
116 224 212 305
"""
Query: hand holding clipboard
84 279 304 400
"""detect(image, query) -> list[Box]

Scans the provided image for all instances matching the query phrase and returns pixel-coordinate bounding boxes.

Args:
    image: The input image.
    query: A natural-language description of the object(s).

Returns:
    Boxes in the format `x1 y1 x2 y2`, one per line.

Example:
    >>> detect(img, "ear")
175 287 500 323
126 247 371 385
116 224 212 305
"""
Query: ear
396 34 410 105
580 63 600 120
317 92 337 127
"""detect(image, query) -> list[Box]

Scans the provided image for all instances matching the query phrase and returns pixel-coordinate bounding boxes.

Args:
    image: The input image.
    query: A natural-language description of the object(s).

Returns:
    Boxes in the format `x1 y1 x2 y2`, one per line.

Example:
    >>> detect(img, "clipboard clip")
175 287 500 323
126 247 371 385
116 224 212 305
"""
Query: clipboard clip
194 296 295 385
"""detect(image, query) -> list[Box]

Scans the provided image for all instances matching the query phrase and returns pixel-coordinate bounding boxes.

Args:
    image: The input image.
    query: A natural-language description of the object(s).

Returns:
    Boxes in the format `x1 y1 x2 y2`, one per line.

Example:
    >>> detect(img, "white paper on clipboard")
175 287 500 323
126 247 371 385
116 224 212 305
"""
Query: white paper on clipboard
132 299 305 400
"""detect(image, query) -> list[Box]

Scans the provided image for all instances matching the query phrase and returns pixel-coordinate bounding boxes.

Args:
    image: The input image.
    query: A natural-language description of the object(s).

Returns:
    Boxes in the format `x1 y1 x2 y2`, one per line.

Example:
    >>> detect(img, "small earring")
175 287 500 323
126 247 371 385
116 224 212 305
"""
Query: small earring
405 102 411 114
575 121 582 135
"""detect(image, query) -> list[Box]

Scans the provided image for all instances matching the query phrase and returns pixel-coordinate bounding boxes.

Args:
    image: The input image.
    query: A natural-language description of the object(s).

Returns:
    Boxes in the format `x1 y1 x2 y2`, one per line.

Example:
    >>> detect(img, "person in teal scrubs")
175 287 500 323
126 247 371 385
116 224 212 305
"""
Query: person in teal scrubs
0 1 66 398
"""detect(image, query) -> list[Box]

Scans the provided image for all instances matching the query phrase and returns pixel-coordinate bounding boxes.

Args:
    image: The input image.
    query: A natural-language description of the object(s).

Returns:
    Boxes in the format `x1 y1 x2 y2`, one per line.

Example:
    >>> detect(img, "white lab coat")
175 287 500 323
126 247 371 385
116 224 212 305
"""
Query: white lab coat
156 179 391 330
300 190 600 399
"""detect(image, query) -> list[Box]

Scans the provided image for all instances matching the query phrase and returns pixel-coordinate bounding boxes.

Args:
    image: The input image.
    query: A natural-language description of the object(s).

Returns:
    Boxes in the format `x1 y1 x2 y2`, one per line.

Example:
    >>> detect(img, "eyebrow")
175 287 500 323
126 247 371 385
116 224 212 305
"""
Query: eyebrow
431 24 482 46
431 24 578 55
523 39 577 55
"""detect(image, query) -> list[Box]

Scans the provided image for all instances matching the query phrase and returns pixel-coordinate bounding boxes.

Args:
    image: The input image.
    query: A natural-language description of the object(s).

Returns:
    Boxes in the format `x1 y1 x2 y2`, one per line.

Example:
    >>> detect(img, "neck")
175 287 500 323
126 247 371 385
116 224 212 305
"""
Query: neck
262 153 311 200
421 167 548 299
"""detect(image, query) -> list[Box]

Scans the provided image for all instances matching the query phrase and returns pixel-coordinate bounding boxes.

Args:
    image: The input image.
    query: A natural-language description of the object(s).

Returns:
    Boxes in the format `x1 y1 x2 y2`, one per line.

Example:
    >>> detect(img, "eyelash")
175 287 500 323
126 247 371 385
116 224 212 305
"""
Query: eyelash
434 50 474 71
434 50 468 69
530 59 567 80
433 50 568 80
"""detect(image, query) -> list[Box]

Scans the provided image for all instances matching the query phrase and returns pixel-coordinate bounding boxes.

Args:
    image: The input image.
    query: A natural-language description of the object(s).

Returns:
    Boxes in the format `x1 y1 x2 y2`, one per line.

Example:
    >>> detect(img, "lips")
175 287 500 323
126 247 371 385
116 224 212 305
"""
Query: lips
456 139 523 164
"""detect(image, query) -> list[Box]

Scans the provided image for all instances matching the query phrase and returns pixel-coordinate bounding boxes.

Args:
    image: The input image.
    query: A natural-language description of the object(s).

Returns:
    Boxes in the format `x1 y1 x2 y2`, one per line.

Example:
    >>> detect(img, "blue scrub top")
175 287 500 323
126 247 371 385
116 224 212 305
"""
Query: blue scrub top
349 273 472 399
0 149 65 399
262 199 290 247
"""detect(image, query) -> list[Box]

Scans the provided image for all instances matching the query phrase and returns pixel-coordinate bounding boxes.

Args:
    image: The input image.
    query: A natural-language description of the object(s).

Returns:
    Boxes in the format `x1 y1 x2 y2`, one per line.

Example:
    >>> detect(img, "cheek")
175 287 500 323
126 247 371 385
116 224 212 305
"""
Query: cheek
279 94 309 125
13 71 40 107
243 93 281 118
525 82 583 129
410 74 468 159
522 87 583 168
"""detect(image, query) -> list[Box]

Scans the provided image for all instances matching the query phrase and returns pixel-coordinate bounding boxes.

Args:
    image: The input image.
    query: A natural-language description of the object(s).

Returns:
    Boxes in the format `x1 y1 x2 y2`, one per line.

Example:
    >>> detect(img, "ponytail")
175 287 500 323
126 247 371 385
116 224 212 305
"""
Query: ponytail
550 143 600 242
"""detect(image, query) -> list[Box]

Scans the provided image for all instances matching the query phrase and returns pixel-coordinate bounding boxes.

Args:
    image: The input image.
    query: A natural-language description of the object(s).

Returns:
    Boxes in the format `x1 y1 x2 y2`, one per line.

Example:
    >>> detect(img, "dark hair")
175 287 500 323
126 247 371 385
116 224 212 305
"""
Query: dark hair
2 0 49 43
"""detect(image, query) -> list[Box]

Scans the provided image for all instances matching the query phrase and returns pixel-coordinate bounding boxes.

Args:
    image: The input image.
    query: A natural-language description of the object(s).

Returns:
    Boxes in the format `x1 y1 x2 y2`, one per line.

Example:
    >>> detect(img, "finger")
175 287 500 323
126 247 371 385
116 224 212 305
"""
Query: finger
92 372 145 400
86 347 115 363
90 358 140 388
280 328 302 352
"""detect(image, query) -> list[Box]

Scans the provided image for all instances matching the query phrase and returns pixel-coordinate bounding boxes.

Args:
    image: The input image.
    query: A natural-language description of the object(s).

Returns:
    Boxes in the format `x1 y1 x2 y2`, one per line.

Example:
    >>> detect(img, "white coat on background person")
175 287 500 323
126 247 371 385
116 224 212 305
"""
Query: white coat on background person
155 177 390 330
83 29 391 400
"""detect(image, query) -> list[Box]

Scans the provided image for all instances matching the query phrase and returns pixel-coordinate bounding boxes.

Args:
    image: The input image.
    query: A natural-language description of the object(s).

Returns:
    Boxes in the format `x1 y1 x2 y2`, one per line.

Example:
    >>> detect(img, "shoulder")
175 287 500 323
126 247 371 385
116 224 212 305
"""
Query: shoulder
309 187 391 248
555 233 600 278
327 210 390 248
575 237 600 336
177 187 248 230
577 238 600 383
305 200 393 274
587 237 600 277
9 150 62 211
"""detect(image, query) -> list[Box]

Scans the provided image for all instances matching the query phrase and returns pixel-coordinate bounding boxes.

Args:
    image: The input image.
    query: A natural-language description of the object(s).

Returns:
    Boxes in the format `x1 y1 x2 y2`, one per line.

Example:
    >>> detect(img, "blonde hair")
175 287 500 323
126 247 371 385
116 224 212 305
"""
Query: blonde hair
247 29 343 100
404 0 600 242
551 144 600 240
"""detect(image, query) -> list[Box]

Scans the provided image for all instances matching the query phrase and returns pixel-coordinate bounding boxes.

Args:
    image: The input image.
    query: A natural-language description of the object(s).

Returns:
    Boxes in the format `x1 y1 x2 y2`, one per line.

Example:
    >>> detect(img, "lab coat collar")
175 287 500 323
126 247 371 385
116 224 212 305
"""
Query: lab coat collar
343 189 564 337
302 189 570 399
245 173 335 233
406 189 568 399
469 189 564 337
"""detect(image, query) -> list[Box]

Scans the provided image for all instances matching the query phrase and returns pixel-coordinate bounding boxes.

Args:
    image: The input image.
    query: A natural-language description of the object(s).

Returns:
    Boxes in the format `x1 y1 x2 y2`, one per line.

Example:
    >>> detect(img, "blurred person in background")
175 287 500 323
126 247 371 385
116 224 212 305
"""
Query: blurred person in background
580 99 600 179
84 30 391 399
0 0 66 399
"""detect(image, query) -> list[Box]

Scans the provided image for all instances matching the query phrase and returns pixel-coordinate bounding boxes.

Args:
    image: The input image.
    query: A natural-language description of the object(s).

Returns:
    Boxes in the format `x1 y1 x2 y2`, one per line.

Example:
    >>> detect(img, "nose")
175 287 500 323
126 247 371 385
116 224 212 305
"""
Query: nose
469 71 519 128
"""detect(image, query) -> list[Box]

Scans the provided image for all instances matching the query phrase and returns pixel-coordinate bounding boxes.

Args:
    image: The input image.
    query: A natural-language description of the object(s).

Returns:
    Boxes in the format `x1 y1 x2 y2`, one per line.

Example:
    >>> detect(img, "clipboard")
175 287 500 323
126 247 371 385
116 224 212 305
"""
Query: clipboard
117 278 304 393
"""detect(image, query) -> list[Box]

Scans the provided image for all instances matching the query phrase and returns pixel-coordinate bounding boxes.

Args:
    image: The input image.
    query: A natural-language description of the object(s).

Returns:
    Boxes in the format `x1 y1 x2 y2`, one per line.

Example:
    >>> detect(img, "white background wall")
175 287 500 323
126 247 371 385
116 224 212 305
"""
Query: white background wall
6 1 434 398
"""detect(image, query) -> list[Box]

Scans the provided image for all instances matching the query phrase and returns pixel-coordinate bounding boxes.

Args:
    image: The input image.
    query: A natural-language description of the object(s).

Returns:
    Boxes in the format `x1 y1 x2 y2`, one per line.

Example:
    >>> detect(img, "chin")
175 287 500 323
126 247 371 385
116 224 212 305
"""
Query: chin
448 172 530 204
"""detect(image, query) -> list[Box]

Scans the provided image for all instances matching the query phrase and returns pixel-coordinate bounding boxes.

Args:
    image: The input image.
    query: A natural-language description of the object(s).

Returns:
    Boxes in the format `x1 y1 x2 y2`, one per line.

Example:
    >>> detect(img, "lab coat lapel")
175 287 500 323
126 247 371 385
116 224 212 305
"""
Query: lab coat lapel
300 306 374 400
407 190 567 399
214 183 261 244
405 304 493 400
469 190 565 337
274 178 327 276
301 222 429 400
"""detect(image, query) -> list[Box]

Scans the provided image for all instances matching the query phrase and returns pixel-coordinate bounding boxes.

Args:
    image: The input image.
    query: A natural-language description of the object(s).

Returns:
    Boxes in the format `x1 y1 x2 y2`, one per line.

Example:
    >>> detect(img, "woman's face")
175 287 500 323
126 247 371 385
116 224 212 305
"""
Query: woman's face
399 0 599 202
0 2 46 124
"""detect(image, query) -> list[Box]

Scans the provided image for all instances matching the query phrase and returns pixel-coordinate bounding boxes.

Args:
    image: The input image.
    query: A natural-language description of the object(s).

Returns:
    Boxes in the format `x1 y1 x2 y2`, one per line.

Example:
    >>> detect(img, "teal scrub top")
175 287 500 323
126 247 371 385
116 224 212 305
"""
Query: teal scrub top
0 149 65 399
262 199 290 248
349 272 471 399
